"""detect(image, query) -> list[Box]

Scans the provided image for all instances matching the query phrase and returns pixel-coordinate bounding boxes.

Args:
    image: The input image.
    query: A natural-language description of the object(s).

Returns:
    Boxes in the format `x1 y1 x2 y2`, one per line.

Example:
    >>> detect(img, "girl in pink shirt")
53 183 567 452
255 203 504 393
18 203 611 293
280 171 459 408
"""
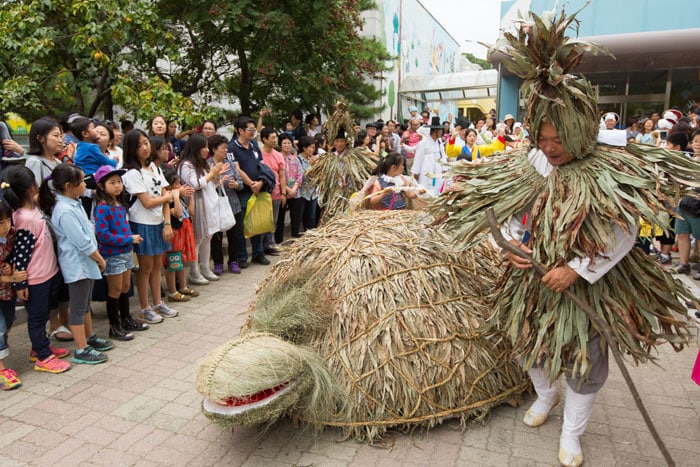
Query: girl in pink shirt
2 166 71 374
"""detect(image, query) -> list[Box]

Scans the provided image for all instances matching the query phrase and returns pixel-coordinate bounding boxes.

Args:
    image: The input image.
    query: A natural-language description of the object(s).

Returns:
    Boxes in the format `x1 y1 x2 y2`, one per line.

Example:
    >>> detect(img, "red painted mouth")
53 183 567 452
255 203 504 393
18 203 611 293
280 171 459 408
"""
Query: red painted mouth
217 380 294 407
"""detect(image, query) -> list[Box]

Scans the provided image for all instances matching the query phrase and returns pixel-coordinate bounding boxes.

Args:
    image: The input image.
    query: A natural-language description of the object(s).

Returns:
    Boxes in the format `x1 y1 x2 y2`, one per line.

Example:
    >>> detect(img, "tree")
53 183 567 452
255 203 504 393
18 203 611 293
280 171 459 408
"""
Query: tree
142 0 393 121
0 0 203 123
462 52 493 70
1 0 392 126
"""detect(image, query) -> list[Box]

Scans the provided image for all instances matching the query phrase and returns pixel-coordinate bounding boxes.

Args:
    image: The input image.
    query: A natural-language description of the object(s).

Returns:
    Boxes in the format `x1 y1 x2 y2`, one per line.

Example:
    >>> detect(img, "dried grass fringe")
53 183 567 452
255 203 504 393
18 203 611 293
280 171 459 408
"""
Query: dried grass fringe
246 210 529 441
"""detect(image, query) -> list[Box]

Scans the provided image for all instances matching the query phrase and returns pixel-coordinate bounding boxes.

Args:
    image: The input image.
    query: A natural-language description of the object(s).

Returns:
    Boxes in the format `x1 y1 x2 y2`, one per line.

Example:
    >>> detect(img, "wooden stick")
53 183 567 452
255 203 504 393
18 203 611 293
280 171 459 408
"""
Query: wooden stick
485 207 674 467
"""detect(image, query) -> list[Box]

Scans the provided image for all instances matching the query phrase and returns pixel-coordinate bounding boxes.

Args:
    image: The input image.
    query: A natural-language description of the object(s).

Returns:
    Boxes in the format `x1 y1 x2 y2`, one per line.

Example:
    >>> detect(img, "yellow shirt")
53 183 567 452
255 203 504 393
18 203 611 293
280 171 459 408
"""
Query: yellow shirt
446 136 506 161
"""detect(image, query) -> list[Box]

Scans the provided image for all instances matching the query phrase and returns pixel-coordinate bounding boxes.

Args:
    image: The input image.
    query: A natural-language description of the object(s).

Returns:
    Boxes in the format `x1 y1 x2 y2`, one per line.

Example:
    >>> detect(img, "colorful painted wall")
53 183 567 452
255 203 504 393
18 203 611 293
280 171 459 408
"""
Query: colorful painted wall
375 0 460 122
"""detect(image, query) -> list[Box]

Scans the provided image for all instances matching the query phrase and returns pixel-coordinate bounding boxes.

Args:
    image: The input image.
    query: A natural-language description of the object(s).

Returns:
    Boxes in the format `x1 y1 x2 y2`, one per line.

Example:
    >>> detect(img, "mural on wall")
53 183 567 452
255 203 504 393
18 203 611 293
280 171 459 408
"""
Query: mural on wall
381 0 460 121
381 0 401 115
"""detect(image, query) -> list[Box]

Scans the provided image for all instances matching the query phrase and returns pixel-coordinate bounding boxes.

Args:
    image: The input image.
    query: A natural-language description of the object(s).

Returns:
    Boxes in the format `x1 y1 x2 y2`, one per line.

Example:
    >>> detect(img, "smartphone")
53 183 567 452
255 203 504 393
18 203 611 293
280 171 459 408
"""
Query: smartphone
660 130 668 140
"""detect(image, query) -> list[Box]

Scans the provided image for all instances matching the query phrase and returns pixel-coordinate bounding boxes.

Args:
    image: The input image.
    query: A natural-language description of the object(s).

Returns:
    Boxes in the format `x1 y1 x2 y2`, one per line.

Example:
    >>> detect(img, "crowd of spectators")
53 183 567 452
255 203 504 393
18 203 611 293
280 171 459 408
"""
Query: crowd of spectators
0 101 699 389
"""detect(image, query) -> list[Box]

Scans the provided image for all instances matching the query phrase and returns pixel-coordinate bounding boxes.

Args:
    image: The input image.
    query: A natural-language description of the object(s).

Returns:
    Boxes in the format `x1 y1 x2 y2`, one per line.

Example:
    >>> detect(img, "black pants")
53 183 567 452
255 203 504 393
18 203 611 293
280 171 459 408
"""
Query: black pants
287 197 303 237
210 211 242 265
275 203 287 244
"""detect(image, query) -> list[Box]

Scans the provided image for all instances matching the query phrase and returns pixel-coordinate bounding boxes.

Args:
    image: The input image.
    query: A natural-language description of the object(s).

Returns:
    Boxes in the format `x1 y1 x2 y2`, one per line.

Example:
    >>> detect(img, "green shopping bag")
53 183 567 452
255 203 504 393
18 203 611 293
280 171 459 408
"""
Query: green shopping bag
244 192 274 238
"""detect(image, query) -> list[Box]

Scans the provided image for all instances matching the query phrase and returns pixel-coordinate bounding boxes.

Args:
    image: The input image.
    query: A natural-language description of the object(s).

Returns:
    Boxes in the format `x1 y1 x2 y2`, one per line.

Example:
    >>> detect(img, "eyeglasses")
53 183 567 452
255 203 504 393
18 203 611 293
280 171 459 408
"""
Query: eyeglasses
245 128 256 133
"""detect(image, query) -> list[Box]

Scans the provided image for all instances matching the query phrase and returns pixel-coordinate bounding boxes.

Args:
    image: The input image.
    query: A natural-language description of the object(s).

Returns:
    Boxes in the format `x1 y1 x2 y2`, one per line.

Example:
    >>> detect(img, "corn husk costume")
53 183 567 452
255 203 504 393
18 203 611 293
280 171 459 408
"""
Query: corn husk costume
306 99 379 223
432 6 696 380
196 210 530 442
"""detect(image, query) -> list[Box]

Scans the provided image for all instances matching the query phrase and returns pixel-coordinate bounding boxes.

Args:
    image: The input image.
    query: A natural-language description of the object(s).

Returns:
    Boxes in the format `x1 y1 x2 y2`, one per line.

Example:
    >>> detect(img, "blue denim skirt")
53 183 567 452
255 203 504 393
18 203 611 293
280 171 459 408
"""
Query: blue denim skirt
130 222 170 256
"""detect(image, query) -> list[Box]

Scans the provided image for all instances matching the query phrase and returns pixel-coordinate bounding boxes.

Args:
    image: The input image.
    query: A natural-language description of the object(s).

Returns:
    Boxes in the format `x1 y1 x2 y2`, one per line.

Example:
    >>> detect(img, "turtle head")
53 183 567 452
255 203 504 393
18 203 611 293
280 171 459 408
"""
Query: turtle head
196 332 344 427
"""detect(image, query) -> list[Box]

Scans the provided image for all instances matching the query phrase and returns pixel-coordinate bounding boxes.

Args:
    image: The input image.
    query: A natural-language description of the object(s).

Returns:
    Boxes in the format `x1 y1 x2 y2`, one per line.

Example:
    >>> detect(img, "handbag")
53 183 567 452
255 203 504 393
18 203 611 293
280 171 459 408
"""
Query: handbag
679 196 700 218
244 192 274 238
217 185 236 232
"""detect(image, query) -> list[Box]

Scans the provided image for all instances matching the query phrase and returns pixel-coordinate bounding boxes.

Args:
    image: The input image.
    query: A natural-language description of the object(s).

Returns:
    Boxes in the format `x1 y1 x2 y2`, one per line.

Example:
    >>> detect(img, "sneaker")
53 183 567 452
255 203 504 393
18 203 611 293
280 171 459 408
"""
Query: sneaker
657 255 672 265
153 302 178 318
200 269 220 282
238 260 249 269
72 346 108 365
670 263 691 274
694 272 700 281
252 254 270 265
213 263 224 275
228 261 242 274
34 354 71 373
109 324 134 341
29 345 69 362
87 334 114 351
122 316 149 331
187 273 210 286
138 307 163 324
0 368 21 390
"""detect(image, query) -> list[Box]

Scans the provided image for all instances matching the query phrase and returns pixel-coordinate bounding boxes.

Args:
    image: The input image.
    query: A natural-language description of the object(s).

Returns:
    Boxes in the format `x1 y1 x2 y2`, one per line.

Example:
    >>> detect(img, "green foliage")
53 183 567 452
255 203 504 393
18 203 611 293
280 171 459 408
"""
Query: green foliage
1 0 391 124
462 52 492 70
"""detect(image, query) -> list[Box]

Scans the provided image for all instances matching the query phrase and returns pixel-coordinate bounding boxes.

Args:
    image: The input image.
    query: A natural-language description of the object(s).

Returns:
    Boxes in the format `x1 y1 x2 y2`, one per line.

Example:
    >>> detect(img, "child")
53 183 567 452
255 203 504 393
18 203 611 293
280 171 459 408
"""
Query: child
208 134 243 274
162 169 199 301
178 134 227 283
93 165 148 340
121 129 187 323
150 136 170 171
0 196 27 389
40 164 114 364
23 116 73 342
1 166 71 373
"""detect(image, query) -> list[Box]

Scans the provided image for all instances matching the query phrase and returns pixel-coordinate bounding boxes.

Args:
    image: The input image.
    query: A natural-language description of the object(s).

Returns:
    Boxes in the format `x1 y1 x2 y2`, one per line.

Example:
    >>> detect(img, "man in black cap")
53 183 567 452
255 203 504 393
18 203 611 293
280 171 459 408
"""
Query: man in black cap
365 122 379 152
411 116 447 196
332 128 348 156
444 117 470 159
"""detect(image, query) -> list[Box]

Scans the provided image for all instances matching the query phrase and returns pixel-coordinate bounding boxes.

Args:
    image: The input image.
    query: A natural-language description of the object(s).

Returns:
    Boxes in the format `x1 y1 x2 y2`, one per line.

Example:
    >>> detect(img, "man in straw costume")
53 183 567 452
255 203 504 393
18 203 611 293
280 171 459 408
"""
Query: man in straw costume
430 5 697 466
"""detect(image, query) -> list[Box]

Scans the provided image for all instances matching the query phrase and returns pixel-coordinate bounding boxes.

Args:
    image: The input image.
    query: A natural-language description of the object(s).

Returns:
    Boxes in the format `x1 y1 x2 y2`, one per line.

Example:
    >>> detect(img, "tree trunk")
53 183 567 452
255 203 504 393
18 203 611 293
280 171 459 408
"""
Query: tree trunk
87 68 110 117
103 88 114 121
237 44 251 116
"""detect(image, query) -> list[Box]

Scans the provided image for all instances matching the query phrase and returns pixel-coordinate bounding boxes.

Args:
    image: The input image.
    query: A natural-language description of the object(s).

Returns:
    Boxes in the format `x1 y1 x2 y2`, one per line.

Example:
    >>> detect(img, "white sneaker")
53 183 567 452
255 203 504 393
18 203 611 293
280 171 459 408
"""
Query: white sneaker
187 273 209 286
153 302 178 318
200 268 219 282
138 307 163 324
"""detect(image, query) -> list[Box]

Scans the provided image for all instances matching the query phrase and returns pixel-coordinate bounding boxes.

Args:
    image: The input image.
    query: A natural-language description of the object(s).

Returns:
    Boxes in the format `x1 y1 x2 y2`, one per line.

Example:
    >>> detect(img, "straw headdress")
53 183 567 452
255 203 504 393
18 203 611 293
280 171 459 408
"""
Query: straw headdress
490 2 610 159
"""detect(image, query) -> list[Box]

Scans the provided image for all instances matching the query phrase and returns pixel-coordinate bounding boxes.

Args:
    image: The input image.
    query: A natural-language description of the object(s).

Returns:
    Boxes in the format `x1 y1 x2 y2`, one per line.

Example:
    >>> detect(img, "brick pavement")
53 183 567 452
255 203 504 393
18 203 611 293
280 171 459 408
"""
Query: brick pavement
1 255 699 466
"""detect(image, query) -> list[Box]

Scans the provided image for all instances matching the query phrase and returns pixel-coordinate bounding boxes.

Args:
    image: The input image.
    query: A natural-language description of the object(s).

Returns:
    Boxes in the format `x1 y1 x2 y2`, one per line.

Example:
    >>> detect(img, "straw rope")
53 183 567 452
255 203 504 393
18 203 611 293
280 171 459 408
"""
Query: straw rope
242 210 530 440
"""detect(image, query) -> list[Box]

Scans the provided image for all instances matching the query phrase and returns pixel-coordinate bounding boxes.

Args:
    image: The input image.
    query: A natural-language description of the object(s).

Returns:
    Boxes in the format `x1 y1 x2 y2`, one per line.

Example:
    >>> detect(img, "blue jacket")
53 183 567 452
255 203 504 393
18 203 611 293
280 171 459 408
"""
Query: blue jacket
51 194 101 283
74 141 116 175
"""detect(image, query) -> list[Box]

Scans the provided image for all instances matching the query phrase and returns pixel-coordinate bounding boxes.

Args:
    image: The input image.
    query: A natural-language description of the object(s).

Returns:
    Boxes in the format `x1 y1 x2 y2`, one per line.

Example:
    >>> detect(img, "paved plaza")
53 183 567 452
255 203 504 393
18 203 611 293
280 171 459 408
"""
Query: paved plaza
1 255 699 466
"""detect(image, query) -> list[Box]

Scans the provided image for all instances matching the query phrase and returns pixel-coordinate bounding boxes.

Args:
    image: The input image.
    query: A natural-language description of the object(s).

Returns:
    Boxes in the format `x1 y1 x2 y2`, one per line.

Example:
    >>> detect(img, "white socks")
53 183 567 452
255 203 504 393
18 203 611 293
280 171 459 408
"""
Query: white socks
559 385 597 466
523 368 560 427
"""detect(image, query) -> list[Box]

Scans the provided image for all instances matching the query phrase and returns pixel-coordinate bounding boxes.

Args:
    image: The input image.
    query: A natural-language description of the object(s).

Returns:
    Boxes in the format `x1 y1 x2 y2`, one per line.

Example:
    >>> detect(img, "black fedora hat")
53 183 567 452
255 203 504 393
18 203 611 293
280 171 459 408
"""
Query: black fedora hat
429 116 443 131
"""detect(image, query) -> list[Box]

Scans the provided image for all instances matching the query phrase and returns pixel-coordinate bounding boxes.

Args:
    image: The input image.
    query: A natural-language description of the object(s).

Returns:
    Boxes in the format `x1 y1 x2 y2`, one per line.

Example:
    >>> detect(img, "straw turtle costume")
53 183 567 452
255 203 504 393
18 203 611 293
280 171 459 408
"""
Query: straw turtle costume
196 210 530 441
430 6 696 466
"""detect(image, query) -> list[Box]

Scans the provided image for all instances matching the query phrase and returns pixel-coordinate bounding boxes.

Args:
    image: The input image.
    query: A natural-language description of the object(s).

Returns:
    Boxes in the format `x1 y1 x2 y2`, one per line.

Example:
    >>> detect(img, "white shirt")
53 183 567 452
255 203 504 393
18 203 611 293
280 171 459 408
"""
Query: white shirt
411 136 447 196
501 149 636 284
122 163 169 225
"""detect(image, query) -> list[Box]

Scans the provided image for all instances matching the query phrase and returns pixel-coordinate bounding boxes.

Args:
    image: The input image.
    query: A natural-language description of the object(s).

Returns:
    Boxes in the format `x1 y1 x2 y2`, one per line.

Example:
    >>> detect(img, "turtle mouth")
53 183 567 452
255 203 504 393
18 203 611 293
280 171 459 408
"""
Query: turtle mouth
203 380 297 416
